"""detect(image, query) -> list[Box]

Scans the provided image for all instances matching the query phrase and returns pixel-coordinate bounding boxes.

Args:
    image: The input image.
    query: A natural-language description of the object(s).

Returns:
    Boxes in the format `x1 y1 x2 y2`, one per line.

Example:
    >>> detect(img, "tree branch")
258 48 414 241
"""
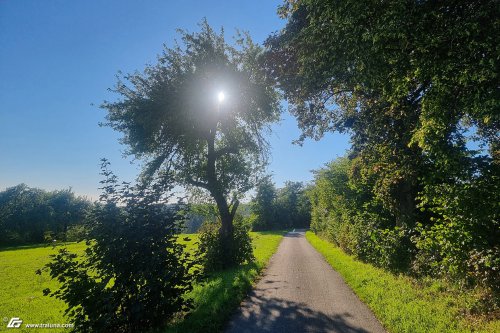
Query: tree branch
229 198 240 220
214 145 239 159
186 177 210 191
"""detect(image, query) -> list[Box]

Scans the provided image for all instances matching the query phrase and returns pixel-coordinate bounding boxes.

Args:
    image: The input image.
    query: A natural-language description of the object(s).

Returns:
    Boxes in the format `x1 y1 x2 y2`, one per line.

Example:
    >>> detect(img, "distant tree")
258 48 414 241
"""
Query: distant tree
46 189 90 241
101 20 280 268
251 176 277 230
276 181 311 229
183 213 205 234
0 184 90 246
250 178 311 230
0 184 46 244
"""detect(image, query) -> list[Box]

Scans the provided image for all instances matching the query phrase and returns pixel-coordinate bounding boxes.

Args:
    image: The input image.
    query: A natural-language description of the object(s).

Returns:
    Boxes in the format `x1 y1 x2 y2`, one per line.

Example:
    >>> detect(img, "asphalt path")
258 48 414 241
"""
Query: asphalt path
225 230 386 333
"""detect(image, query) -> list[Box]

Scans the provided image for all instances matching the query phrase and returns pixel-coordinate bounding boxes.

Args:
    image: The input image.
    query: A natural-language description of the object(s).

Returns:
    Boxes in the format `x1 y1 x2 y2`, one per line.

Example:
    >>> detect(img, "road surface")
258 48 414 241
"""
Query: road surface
225 230 386 333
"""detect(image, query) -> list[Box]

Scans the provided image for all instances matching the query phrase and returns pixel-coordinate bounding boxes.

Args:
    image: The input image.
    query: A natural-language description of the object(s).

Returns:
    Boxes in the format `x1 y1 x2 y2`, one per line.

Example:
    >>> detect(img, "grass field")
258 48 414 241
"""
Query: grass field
0 242 86 332
305 231 499 333
0 231 284 332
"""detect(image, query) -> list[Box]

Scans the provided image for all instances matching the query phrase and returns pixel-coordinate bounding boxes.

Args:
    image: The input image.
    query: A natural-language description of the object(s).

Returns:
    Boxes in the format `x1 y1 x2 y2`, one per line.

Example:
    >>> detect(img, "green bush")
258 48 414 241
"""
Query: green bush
39 161 197 332
310 157 416 272
365 227 414 272
65 225 88 242
197 220 254 273
414 170 500 295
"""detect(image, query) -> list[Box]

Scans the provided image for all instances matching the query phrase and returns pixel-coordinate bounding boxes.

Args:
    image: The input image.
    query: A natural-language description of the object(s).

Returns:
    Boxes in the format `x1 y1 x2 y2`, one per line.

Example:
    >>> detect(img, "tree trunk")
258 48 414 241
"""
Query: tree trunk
212 191 234 237
206 126 235 266
210 187 235 268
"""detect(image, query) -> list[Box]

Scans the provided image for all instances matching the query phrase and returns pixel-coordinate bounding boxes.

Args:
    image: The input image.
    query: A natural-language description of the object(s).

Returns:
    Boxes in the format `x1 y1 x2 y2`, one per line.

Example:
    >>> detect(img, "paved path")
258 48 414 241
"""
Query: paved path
225 230 386 333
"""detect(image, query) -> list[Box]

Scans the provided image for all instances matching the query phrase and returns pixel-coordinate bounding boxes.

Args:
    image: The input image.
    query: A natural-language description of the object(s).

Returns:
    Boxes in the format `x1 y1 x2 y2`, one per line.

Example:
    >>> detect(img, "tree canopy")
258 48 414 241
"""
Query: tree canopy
264 0 499 296
101 20 280 267
250 178 311 230
265 0 498 152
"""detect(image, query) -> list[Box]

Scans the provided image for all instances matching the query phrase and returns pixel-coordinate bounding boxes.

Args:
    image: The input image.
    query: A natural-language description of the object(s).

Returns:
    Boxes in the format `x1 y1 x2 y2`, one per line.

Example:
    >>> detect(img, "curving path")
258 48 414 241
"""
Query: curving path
225 230 386 333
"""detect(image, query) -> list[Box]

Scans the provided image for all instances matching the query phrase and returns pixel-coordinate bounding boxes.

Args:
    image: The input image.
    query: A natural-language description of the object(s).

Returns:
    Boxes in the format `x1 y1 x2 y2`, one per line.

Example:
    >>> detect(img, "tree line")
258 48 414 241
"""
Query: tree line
0 184 91 246
265 0 499 299
249 177 311 231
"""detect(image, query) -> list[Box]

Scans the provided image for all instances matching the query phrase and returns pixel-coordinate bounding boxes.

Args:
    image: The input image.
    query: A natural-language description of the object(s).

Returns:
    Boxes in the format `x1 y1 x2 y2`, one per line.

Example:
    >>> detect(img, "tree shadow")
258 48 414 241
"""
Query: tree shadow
284 232 305 238
0 241 77 252
226 293 371 333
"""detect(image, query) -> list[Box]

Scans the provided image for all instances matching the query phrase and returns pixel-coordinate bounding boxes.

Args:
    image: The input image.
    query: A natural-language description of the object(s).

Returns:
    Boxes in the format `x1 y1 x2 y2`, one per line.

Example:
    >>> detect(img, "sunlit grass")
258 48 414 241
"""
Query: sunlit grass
305 231 500 333
0 231 284 332
164 231 285 333
0 242 86 332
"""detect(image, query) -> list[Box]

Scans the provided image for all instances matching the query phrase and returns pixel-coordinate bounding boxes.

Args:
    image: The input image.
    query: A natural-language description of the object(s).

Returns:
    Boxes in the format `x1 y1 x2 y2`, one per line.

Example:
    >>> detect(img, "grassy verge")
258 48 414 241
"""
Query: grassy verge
0 231 284 333
165 231 284 333
305 231 499 333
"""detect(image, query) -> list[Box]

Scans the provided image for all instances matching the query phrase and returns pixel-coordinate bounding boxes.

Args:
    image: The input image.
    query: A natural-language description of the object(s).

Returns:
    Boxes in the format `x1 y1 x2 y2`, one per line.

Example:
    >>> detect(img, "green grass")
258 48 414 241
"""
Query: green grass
305 231 500 333
0 231 284 332
165 231 284 333
0 242 86 332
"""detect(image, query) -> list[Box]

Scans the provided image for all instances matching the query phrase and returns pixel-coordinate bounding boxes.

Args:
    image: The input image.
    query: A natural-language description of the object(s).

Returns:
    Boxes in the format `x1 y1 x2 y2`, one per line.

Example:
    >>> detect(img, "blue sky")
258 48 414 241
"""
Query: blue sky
0 0 350 199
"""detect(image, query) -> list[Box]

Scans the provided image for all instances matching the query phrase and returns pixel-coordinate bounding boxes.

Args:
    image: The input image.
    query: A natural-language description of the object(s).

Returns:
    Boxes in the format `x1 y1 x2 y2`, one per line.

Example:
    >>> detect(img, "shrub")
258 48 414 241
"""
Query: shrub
38 160 197 332
414 172 499 292
65 225 88 242
365 227 414 272
197 220 254 273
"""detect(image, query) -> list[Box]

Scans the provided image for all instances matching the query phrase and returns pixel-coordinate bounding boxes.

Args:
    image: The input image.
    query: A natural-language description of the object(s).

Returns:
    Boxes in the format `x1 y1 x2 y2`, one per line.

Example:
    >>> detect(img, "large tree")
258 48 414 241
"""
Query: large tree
101 21 280 263
265 0 498 152
264 0 498 219
264 0 499 286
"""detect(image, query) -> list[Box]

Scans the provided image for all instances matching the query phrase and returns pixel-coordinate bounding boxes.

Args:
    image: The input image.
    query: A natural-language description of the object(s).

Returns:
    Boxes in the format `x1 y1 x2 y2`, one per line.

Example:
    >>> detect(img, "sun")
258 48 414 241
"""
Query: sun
217 91 225 103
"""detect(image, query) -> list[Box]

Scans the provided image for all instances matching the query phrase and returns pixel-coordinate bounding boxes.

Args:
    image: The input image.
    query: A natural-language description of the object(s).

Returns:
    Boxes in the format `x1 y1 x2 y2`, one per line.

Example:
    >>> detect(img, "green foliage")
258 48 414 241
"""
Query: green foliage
275 181 311 228
306 232 499 333
101 20 281 266
265 0 499 304
366 227 414 272
268 0 498 153
309 157 413 270
39 161 196 332
250 177 311 230
251 176 277 230
64 225 88 242
196 220 254 273
0 184 91 246
166 231 284 333
413 167 500 292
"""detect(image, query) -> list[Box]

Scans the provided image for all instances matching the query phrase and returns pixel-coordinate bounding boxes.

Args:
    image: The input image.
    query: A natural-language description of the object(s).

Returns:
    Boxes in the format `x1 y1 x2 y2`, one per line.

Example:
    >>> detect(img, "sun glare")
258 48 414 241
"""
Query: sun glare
217 91 225 103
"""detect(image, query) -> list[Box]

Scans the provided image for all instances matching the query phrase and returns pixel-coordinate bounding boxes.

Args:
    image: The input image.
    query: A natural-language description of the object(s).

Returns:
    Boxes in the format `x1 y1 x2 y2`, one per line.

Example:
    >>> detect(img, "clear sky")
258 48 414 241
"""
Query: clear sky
0 0 350 200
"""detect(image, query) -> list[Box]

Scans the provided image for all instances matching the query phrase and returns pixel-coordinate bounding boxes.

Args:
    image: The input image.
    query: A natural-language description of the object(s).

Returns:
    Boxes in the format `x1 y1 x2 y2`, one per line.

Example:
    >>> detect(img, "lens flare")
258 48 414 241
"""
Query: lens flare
217 91 225 102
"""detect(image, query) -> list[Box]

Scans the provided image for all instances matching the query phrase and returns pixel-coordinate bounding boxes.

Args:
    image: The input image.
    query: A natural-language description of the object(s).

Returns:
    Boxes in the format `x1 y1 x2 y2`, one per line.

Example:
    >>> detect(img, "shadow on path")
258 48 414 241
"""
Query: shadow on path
227 293 370 333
